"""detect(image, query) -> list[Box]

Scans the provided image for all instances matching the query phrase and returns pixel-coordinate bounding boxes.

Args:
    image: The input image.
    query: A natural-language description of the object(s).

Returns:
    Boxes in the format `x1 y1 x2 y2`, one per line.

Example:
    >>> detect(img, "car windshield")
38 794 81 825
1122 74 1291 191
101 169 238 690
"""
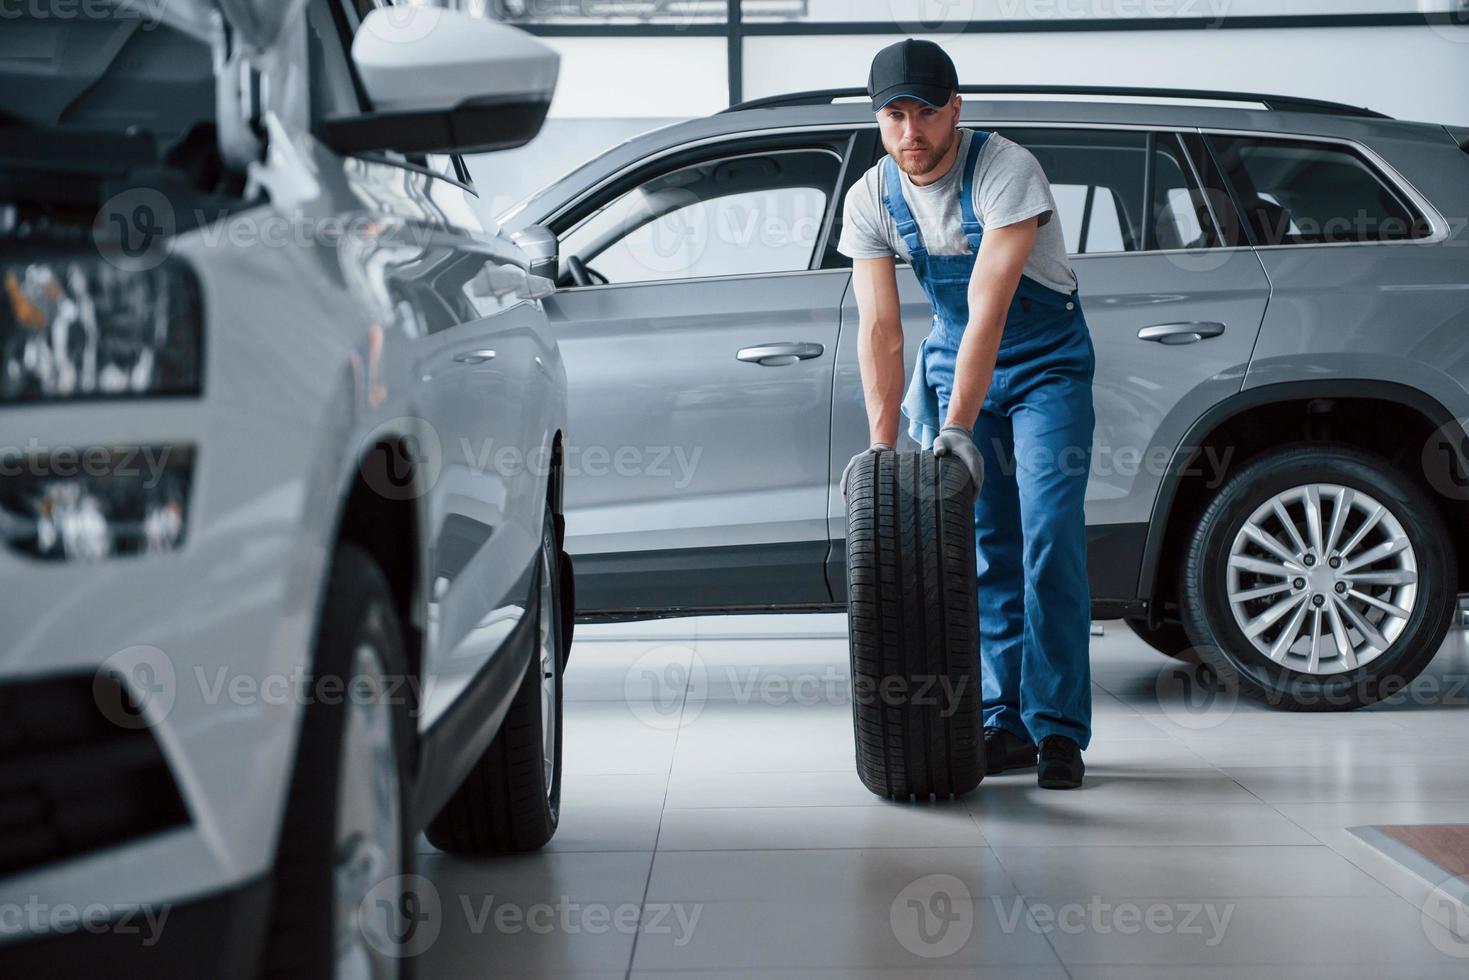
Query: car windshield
0 11 215 147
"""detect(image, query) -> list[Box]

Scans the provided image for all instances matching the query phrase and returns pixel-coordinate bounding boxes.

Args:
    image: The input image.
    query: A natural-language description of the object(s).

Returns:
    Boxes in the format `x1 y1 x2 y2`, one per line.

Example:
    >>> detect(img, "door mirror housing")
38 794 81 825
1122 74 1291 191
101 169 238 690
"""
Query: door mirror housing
511 224 559 283
318 8 558 155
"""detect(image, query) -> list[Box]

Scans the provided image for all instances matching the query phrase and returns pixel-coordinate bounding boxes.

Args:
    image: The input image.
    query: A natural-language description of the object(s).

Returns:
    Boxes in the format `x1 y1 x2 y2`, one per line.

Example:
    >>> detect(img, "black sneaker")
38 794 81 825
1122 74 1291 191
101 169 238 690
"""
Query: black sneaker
1036 735 1084 789
983 726 1038 775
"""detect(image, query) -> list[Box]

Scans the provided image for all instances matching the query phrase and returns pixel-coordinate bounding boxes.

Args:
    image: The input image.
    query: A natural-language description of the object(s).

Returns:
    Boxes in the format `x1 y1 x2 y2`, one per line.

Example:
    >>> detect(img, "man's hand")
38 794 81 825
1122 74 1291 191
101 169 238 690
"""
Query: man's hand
933 423 984 491
841 443 895 500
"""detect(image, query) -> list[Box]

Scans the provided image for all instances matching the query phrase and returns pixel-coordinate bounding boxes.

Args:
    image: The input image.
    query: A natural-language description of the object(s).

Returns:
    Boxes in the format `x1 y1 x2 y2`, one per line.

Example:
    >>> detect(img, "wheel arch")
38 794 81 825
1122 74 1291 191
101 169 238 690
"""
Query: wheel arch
1139 380 1469 624
332 436 425 725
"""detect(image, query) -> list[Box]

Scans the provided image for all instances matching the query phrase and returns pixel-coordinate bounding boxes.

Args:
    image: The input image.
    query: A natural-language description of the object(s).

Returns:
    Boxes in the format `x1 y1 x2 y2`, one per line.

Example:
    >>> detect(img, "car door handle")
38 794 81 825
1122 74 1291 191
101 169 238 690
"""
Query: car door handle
452 349 497 364
736 342 824 367
1137 322 1226 345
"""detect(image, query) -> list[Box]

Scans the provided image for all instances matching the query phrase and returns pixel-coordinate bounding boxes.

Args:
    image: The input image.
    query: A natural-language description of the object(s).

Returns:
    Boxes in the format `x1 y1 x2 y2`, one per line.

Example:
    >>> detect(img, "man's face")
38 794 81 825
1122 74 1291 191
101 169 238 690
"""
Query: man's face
877 94 961 177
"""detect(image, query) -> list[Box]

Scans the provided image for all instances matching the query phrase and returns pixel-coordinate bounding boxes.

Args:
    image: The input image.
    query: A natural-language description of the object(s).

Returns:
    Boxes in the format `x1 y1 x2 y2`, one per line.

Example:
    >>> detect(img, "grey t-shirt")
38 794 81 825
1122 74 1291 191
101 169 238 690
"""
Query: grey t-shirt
837 128 1077 295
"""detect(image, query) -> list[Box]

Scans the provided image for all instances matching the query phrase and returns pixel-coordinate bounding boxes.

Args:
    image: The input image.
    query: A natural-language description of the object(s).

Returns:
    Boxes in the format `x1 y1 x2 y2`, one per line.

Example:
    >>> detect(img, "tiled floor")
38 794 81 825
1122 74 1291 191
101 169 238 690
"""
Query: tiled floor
416 615 1469 978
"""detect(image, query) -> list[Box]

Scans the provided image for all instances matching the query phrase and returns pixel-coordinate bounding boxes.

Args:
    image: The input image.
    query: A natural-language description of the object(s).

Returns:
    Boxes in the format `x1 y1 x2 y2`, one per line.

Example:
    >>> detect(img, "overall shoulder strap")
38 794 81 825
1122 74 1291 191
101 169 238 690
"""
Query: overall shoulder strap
880 154 926 258
959 129 989 251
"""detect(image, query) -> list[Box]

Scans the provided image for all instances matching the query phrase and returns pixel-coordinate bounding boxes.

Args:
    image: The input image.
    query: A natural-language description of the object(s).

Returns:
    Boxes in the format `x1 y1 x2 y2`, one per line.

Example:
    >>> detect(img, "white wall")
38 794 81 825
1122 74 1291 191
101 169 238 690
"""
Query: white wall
467 6 1469 226
743 24 1469 127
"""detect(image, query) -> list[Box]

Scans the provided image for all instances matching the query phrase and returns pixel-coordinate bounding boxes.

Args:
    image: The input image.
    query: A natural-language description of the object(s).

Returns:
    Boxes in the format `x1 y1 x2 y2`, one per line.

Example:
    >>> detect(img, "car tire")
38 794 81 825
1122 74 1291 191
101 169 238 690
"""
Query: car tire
1180 443 1457 711
845 449 985 800
1124 616 1195 659
424 507 565 852
263 544 417 979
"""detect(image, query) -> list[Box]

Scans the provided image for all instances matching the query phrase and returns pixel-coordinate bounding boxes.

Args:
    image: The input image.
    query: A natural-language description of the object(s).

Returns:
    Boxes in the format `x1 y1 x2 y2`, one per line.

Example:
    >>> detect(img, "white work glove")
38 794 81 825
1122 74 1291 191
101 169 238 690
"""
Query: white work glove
932 423 984 492
840 443 895 500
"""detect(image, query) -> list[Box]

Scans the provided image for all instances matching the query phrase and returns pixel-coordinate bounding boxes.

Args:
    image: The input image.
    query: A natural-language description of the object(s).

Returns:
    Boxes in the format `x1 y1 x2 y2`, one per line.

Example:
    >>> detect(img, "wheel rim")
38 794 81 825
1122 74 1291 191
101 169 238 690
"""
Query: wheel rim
538 536 557 798
1225 482 1418 675
333 626 402 980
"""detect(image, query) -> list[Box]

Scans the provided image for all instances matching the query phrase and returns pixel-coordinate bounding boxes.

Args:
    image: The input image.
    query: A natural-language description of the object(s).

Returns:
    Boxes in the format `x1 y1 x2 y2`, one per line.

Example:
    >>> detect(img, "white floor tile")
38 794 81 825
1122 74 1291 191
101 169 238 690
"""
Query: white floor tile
419 849 652 905
415 615 1469 976
991 844 1393 897
664 769 890 808
629 897 1064 971
1225 764 1469 803
646 847 1019 902
655 803 986 851
563 701 681 775
966 797 1317 848
1027 894 1465 968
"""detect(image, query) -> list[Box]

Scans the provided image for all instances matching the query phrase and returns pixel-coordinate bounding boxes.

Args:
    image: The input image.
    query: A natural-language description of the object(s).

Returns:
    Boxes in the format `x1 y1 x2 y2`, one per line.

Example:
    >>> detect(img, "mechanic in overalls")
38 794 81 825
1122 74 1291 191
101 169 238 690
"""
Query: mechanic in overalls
838 40 1096 789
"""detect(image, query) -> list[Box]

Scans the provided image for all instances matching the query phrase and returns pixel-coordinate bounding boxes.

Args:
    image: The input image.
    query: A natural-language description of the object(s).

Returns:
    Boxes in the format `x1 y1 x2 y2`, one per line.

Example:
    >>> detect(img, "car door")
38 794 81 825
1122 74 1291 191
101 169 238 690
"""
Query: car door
541 132 858 613
829 125 1272 602
350 153 553 728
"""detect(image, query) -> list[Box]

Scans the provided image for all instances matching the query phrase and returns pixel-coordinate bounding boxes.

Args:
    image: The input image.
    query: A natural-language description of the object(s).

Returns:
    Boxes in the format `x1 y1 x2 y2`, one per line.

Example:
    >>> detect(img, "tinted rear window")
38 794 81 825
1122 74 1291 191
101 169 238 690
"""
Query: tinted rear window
1205 134 1431 246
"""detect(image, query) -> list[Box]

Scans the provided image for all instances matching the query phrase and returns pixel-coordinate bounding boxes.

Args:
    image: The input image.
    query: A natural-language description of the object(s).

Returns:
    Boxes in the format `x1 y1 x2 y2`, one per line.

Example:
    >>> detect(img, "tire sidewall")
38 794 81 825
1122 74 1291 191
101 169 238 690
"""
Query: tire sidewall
540 509 566 826
266 544 417 978
1183 446 1453 710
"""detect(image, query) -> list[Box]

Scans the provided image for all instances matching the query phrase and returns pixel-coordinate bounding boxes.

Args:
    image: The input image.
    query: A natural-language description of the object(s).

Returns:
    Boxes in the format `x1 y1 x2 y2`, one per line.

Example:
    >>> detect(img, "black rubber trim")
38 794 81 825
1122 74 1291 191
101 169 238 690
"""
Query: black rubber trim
574 540 833 612
829 521 1146 611
722 84 1389 119
0 876 269 980
316 96 551 155
513 13 1461 40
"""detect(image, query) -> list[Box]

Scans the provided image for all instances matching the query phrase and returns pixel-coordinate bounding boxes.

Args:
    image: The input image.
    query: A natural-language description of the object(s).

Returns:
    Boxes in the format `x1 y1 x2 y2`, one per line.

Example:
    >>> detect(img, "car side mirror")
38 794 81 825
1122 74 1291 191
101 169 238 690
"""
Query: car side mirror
317 8 559 156
511 224 560 283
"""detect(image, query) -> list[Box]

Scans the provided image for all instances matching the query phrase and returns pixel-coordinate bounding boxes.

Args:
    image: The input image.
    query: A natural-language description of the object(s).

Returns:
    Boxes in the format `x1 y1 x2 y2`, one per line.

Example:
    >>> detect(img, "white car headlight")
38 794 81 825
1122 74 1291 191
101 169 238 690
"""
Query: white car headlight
1 255 202 402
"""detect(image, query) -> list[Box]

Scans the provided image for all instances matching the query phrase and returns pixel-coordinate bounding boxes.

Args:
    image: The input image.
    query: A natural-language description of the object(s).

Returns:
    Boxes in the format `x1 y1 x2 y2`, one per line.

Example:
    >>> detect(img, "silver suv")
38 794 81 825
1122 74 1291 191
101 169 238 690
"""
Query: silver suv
502 85 1469 711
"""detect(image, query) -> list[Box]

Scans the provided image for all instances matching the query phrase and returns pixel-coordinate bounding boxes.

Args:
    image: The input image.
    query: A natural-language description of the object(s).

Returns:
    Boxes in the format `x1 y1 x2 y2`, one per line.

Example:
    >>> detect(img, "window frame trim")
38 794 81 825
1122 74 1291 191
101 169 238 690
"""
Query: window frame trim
553 143 849 290
1197 126 1448 250
538 120 1447 275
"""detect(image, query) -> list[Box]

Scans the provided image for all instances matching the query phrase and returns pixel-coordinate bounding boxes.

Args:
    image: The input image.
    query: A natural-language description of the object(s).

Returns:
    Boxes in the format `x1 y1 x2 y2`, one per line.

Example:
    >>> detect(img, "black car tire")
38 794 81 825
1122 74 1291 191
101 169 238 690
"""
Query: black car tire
424 507 565 852
264 544 416 979
845 449 985 800
1180 443 1457 711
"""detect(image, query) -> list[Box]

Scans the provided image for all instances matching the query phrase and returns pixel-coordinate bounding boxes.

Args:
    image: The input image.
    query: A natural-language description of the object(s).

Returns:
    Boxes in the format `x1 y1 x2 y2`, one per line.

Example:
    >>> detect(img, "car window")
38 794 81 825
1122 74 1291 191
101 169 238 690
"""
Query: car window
308 0 362 123
1001 129 1148 254
1050 183 1127 254
1205 134 1431 245
559 149 843 286
1150 133 1223 250
1001 128 1227 255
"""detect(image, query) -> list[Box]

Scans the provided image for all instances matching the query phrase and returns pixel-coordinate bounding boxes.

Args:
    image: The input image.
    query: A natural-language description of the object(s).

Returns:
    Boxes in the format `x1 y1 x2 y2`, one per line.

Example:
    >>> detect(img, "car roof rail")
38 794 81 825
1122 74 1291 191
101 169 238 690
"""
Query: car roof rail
718 85 1391 119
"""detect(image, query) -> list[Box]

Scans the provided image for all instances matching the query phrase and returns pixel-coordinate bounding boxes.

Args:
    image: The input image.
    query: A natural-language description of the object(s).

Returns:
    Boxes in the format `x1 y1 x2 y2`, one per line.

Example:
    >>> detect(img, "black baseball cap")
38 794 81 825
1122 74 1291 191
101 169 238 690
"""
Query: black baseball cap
867 38 958 111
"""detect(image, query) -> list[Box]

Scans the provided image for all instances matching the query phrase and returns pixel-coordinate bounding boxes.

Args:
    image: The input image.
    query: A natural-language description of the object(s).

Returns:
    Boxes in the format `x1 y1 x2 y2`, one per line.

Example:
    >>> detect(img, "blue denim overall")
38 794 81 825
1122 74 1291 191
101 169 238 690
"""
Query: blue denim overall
887 130 1097 749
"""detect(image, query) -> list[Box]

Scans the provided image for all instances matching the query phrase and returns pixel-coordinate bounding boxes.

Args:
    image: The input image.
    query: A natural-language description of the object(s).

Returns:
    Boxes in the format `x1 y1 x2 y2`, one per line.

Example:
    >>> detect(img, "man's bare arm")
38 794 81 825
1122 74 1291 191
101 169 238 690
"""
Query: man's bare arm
852 256 906 446
944 216 1039 430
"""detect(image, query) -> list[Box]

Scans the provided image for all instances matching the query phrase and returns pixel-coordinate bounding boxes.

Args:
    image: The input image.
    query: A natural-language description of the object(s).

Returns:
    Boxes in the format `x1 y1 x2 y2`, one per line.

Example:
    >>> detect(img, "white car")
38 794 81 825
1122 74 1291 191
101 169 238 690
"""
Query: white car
0 2 571 976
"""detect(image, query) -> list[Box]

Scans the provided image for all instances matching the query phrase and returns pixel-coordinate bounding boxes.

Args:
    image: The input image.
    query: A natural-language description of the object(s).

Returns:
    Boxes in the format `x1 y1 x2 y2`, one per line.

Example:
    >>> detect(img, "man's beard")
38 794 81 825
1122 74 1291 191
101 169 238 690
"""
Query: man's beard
891 127 958 177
